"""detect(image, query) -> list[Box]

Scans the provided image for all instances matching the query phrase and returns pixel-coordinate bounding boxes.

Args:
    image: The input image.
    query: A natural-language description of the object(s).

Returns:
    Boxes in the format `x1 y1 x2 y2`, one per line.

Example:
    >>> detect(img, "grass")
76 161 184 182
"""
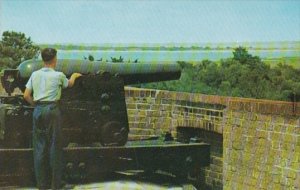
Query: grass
263 57 300 68
209 57 299 69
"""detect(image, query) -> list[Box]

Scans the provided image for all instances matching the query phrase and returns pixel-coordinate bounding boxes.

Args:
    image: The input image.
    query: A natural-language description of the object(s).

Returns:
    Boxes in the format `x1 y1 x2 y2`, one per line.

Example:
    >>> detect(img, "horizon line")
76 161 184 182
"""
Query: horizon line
36 40 300 46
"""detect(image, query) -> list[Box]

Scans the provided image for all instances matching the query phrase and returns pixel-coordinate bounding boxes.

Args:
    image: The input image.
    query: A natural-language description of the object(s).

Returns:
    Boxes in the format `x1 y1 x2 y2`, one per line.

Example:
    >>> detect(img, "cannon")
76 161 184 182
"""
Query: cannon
0 59 210 187
2 59 181 94
0 59 181 146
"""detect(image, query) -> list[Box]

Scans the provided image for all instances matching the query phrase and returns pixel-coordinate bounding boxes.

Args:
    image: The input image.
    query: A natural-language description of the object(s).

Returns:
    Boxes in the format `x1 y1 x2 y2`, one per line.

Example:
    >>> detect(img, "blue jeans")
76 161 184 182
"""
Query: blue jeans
33 103 63 189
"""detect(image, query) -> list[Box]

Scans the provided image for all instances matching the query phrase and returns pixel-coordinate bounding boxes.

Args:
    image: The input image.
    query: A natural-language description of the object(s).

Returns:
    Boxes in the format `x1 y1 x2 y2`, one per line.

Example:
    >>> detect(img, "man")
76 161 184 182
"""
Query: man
24 48 82 189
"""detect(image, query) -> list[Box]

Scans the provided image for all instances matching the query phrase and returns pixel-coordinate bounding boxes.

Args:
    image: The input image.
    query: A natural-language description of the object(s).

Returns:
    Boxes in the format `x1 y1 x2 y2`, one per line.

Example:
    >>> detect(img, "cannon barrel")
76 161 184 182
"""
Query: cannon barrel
17 59 181 85
1 59 181 95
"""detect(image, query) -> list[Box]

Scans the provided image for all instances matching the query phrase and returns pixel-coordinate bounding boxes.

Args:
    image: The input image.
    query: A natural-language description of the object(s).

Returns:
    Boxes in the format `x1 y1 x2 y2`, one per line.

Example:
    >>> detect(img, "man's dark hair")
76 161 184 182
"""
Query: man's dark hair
41 48 57 62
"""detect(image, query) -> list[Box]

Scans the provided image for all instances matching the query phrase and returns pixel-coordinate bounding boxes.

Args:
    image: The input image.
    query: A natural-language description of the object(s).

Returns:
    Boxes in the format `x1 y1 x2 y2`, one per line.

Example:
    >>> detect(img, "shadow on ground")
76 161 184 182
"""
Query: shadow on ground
9 171 198 190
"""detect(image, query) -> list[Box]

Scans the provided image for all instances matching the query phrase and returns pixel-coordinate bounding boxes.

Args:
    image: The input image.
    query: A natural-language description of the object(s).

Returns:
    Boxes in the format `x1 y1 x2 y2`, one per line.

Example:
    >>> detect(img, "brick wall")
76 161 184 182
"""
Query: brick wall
125 87 300 189
223 102 300 189
125 87 225 189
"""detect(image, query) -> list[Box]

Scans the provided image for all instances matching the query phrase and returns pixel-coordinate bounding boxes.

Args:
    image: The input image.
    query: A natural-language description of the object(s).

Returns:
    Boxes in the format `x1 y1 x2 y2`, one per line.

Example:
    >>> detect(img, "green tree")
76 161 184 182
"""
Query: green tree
233 46 261 68
111 56 124 63
88 54 94 61
0 31 40 69
138 47 300 102
219 81 232 96
232 46 252 64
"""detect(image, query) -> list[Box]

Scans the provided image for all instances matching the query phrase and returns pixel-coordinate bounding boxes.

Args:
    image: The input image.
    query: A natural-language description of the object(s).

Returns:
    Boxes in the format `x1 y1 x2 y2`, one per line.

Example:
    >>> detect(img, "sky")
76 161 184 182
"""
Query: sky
0 0 299 45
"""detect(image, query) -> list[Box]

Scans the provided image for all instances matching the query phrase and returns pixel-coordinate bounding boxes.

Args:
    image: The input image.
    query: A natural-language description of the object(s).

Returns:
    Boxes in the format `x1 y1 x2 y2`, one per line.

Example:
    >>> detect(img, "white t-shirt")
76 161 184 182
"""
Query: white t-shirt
25 68 69 101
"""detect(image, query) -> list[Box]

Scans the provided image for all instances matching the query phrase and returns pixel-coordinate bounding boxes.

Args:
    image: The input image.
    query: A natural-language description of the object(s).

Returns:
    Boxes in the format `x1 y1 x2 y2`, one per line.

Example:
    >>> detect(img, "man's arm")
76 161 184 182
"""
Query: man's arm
23 88 35 106
68 73 82 88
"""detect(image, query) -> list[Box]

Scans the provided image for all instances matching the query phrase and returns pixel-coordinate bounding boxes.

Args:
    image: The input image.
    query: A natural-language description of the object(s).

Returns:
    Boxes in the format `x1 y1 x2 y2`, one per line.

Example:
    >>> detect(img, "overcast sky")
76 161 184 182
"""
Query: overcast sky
0 0 299 44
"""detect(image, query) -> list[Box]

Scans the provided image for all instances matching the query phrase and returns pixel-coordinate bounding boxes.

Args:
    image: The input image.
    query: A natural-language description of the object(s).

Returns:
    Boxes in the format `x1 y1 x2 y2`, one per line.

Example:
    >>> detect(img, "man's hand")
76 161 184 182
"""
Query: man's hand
68 73 82 87
72 73 82 79
23 88 35 106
